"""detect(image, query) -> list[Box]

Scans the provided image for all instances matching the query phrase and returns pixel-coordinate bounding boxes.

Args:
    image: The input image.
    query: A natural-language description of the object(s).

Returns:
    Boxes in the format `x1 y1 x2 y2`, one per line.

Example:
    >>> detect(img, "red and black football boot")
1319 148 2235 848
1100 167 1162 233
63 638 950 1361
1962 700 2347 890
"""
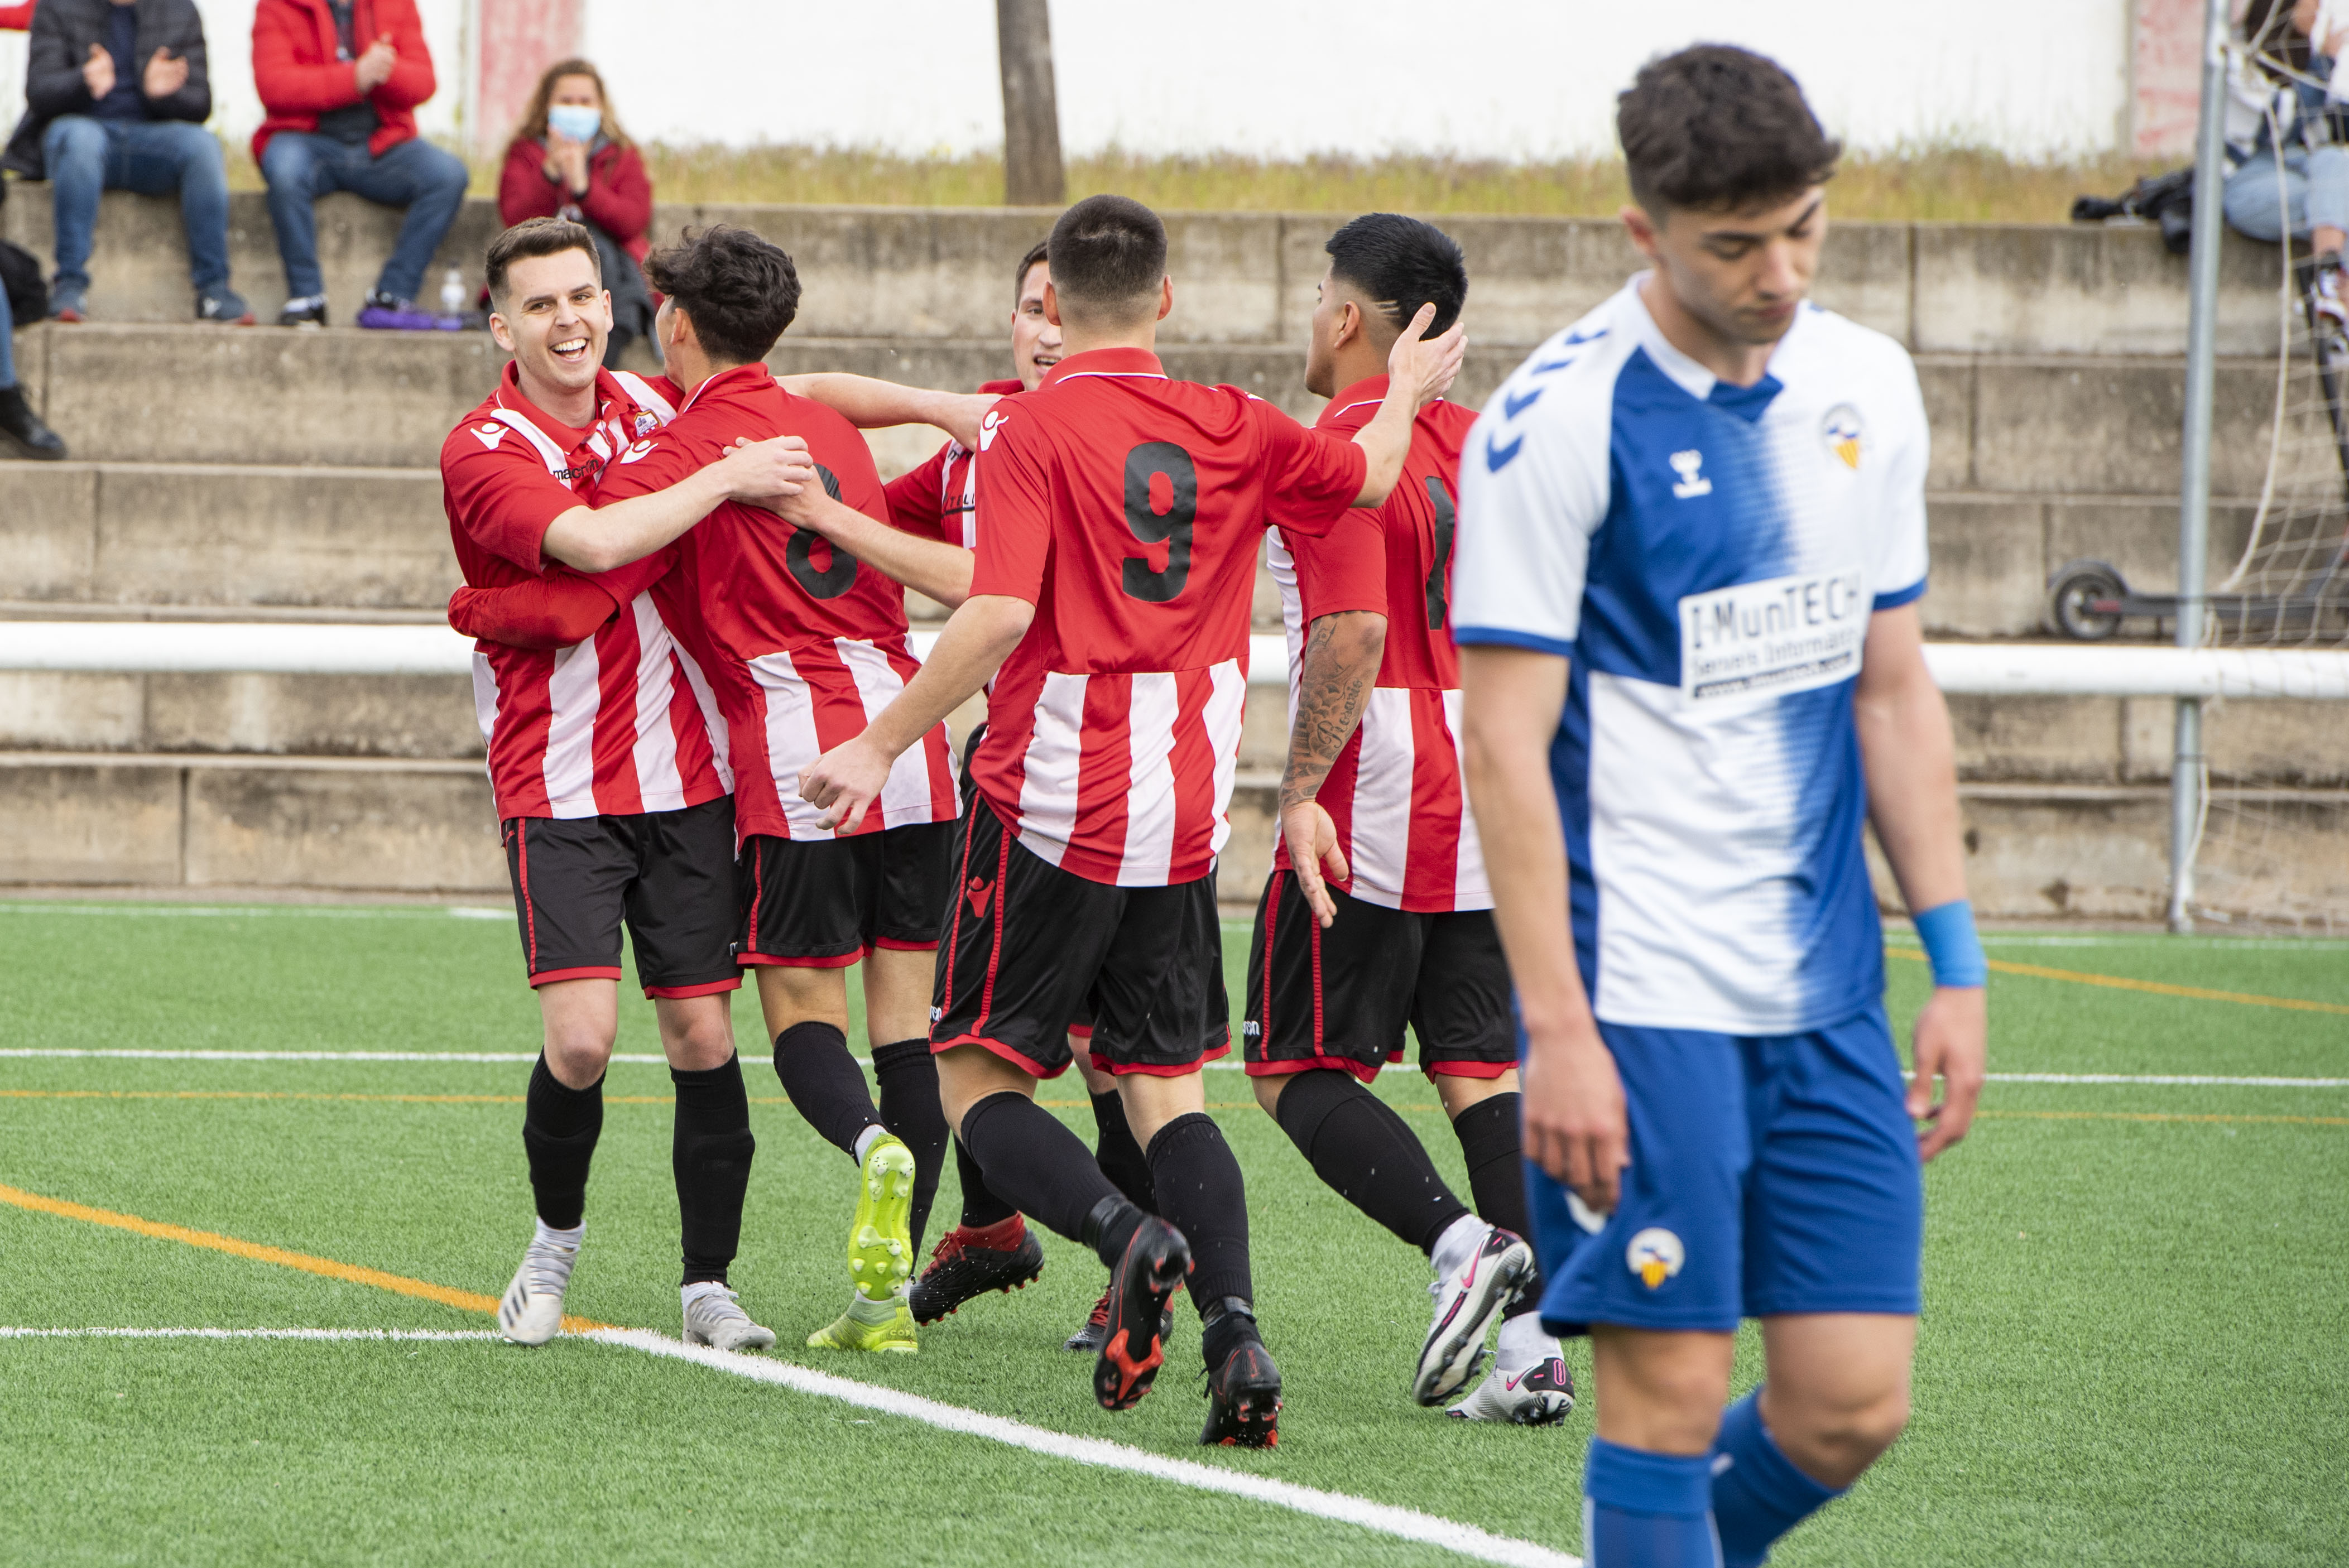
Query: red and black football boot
1065 1287 1175 1353
908 1215 1044 1325
1200 1326 1283 1447
1092 1216 1191 1410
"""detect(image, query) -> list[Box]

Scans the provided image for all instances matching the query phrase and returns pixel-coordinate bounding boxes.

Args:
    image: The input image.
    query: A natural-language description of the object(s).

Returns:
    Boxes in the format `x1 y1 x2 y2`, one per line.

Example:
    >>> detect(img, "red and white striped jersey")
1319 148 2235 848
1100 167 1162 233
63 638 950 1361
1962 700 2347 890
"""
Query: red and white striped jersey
441 363 729 821
1271 378 1490 912
968 347 1369 887
595 363 960 842
882 378 1024 548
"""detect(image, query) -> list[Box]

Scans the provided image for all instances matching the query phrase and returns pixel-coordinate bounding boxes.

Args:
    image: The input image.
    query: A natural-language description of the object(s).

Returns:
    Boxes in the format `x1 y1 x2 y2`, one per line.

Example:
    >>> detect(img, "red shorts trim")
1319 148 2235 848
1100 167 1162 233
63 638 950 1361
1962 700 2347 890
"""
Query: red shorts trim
738 950 862 969
1242 1050 1383 1085
932 1031 1070 1080
529 965 623 988
1087 1041 1233 1079
645 977 743 999
1065 1022 1096 1041
1427 1059 1517 1080
869 936 940 954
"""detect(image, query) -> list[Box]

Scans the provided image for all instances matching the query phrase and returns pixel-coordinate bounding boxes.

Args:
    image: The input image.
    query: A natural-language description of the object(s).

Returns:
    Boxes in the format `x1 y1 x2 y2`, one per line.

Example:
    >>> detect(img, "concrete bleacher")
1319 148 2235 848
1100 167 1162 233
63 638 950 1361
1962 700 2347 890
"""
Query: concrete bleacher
1 191 2336 918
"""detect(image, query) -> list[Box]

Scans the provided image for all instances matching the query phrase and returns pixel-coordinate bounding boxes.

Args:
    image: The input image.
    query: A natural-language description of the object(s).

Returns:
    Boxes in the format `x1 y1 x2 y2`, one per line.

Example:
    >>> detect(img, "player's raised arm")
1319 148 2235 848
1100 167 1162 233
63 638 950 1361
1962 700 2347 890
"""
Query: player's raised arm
774 475 977 608
540 434 813 574
780 373 1002 449
1854 602 1986 1160
1346 303 1467 507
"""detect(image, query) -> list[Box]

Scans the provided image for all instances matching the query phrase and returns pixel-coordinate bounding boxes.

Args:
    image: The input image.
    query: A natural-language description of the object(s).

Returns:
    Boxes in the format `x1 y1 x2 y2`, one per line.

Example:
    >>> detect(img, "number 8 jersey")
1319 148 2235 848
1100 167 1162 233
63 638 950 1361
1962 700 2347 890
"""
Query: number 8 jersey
969 346 1370 888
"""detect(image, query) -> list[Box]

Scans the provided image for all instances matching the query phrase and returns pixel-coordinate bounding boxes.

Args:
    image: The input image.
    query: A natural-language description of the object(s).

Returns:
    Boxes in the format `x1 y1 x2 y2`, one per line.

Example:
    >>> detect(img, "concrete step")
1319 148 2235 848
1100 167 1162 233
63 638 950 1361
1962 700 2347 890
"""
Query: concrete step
3 749 2337 923
5 318 2287 497
0 191 2292 358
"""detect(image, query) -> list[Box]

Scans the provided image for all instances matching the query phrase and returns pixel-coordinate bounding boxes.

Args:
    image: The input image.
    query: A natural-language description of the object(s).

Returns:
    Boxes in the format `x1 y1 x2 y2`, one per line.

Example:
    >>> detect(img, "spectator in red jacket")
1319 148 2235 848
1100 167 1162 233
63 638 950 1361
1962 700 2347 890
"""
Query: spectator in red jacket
497 59 655 364
251 0 469 329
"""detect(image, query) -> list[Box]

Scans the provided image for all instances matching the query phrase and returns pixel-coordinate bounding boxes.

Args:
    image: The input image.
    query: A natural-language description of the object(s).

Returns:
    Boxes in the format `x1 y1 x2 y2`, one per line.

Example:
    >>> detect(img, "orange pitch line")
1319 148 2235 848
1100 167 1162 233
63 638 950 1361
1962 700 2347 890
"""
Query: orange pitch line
1884 946 2349 1016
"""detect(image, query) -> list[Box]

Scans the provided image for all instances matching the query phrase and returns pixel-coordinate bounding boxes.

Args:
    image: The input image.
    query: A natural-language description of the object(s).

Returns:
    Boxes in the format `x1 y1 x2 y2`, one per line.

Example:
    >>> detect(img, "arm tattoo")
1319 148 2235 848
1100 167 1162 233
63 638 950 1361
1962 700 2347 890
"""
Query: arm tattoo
1279 611 1381 816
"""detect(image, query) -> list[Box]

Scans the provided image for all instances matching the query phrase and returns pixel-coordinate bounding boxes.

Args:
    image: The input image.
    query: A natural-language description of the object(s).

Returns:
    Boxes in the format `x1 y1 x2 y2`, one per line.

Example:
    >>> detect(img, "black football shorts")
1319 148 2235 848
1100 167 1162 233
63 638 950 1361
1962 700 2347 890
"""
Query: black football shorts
734 823 957 968
930 795 1227 1078
1242 870 1515 1082
502 796 741 998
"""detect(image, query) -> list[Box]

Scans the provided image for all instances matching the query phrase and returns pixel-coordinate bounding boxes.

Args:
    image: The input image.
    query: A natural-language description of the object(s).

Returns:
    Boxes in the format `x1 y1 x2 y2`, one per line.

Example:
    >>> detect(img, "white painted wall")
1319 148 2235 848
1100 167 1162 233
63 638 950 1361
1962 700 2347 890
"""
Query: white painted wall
1 0 2127 162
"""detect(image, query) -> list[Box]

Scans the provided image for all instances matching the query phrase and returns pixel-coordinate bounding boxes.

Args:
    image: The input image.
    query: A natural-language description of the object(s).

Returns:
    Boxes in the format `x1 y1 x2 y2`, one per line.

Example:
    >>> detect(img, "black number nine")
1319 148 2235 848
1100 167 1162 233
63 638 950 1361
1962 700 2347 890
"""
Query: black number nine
1423 474 1456 630
1120 442 1197 604
785 463 858 599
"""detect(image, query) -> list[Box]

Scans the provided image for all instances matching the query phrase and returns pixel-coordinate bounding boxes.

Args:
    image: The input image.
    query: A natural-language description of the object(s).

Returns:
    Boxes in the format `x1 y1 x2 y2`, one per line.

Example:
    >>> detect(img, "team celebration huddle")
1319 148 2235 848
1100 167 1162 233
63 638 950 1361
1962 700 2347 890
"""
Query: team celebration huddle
441 41 1984 1567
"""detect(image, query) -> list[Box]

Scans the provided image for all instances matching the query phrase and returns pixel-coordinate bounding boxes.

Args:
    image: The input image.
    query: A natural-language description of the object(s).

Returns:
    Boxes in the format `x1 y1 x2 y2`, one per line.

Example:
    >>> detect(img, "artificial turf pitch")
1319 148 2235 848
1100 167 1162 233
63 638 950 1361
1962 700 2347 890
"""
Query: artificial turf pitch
0 903 2342 1565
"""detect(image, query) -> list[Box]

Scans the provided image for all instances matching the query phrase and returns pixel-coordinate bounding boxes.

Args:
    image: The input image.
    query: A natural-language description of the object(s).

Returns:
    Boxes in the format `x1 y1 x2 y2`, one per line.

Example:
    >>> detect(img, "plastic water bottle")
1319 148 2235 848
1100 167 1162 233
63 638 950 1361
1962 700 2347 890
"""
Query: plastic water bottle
439 266 466 318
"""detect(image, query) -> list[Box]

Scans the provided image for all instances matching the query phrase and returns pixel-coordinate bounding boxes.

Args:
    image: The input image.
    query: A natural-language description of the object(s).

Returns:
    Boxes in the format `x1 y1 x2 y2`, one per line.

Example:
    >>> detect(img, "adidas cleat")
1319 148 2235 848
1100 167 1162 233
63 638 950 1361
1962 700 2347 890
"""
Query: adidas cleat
1065 1287 1172 1354
1447 1355 1577 1425
910 1216 1044 1324
681 1283 776 1353
808 1290 919 1354
496 1224 580 1347
1415 1224 1535 1406
1093 1217 1191 1411
1200 1332 1282 1448
848 1134 918 1300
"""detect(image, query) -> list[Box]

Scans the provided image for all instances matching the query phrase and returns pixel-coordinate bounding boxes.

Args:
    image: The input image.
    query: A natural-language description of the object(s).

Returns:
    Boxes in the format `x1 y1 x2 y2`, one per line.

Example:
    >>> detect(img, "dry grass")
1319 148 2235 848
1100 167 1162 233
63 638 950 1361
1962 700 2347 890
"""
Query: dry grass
220 139 2174 224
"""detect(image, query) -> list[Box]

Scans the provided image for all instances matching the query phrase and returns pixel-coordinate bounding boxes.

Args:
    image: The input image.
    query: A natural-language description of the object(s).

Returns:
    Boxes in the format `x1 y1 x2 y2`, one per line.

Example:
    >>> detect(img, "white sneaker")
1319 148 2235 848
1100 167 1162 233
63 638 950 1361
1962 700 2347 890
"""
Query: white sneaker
682 1282 777 1353
1414 1220 1535 1406
497 1221 581 1347
1447 1353 1578 1425
2319 263 2349 336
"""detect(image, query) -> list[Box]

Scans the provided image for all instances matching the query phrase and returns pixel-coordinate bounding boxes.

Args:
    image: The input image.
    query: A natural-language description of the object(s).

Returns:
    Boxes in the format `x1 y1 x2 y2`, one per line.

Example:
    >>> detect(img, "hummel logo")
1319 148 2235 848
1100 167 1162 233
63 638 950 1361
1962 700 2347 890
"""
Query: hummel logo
1670 449 1713 498
1502 385 1543 420
964 876 995 919
1486 431 1524 471
473 424 505 450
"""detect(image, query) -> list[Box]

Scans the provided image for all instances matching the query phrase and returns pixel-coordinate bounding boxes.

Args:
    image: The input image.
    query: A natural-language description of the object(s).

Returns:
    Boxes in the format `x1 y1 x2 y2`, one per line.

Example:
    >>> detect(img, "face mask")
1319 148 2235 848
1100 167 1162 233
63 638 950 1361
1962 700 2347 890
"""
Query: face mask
547 105 602 143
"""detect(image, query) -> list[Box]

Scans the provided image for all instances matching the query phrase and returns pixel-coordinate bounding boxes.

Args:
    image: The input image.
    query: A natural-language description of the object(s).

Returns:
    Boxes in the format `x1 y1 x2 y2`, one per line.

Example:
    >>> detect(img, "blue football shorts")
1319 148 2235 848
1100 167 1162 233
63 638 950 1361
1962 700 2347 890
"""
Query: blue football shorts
1526 1005 1923 1335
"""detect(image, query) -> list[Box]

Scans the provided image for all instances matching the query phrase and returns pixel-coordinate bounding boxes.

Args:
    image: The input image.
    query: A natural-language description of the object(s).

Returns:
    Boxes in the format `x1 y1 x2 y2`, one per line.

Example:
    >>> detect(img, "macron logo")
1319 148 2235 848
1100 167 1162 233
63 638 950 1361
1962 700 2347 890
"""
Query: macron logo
473 424 506 450
617 439 658 465
977 409 1008 452
1670 449 1713 499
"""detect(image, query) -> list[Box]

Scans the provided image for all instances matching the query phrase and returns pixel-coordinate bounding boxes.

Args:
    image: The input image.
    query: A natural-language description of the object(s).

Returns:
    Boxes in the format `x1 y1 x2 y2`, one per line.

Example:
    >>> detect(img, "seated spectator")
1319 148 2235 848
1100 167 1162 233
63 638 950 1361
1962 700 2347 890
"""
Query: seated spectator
498 59 655 365
251 0 469 329
1 272 69 460
0 0 253 325
2227 0 2349 322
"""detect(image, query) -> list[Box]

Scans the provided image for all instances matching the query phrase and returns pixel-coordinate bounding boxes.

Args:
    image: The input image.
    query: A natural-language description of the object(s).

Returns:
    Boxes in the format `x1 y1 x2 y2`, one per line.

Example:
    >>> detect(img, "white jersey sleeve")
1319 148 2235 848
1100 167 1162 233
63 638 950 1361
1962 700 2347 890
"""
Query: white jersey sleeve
1452 337 1617 656
1868 352 1931 610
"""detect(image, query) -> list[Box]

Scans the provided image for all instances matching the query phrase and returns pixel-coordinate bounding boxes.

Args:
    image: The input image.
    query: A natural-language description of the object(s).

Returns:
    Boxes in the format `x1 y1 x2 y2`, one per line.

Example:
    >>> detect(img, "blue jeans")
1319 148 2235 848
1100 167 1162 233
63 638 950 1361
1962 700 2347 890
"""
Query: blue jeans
260 132 469 303
42 115 233 294
1 279 16 388
2224 143 2349 244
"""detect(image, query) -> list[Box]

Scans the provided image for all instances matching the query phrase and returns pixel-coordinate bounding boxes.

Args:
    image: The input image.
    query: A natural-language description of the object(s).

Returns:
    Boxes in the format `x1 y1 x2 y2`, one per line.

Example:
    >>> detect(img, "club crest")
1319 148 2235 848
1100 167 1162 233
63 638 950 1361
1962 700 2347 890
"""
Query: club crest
1626 1228 1685 1289
1822 404 1865 469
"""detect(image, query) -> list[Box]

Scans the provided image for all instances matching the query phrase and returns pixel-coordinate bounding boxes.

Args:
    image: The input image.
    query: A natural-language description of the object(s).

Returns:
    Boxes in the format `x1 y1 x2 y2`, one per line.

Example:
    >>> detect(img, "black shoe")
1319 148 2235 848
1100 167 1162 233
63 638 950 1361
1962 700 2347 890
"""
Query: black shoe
195 286 255 325
1065 1286 1174 1353
1201 1325 1282 1447
1093 1216 1189 1411
907 1216 1044 1325
278 294 329 328
0 386 65 460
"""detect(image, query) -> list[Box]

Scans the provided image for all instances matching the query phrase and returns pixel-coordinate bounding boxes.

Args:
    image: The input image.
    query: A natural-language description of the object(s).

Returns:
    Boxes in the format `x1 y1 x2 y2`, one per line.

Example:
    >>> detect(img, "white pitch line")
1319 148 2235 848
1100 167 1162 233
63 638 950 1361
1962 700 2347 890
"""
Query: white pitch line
1983 1072 2349 1087
0 903 513 920
0 1326 499 1340
592 1327 1579 1568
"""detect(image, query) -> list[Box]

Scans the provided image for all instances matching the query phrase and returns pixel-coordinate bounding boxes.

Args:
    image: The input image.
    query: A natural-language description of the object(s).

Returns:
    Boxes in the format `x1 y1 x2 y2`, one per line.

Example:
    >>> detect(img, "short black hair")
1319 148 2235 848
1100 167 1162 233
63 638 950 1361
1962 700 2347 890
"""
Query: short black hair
486 217 602 311
1617 45 1841 215
1045 195 1165 321
1324 214 1468 339
642 225 801 365
1013 238 1049 302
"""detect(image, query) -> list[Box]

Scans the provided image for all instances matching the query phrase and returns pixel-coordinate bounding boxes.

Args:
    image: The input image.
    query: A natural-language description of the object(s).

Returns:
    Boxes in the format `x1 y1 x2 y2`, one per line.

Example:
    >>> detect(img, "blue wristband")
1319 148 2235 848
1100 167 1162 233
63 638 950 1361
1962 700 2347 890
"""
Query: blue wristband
1911 899 1987 988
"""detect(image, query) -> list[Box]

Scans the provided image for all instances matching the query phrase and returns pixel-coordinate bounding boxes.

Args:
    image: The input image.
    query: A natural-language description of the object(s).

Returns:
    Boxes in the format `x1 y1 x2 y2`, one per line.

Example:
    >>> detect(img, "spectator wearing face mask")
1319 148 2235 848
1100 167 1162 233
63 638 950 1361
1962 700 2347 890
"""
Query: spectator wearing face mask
497 60 655 365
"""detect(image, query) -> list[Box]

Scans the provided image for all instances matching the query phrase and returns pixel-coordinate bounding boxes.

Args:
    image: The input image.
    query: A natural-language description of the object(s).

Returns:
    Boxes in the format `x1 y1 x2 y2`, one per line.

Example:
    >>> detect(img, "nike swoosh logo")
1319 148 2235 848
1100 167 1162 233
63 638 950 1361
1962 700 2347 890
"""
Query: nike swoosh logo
1486 431 1524 471
1503 386 1543 420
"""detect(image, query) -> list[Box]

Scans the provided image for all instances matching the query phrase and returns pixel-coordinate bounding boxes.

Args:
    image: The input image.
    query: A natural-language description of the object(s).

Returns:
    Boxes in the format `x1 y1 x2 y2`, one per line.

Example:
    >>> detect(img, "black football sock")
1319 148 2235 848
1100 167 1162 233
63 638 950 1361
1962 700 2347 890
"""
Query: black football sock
959 1089 1123 1248
953 1134 1019 1230
1146 1112 1254 1314
522 1054 603 1230
773 1020 883 1157
1452 1090 1545 1314
1088 1089 1157 1214
671 1054 755 1287
872 1038 948 1254
1272 1069 1470 1254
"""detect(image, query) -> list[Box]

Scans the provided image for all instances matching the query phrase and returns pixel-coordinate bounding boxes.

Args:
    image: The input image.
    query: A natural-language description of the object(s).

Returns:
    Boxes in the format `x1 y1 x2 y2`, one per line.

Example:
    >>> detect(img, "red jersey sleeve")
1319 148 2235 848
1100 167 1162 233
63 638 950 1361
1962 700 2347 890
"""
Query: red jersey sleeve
1284 510 1390 620
968 418 1053 604
883 443 953 542
587 424 709 502
440 429 588 574
446 547 675 648
1254 401 1370 541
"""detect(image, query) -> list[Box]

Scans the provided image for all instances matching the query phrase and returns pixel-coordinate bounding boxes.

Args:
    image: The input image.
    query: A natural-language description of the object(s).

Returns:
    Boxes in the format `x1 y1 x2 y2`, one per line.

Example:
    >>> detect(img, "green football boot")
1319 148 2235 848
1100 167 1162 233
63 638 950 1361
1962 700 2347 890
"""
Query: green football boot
807 1289 919 1354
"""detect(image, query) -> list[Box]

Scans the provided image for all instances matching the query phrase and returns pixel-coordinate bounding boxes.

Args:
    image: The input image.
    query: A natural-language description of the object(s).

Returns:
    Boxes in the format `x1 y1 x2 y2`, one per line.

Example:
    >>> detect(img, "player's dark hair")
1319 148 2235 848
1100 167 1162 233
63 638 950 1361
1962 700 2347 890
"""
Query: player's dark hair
1324 214 1468 339
1617 45 1841 215
643 225 801 366
1045 195 1165 321
1013 238 1050 302
485 217 603 311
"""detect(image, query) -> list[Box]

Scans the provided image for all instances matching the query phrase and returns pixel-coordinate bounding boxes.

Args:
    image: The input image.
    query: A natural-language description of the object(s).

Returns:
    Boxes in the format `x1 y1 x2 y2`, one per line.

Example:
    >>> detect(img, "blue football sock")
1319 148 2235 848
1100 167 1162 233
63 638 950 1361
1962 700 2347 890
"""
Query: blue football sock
1709 1390 1844 1567
1582 1437 1721 1567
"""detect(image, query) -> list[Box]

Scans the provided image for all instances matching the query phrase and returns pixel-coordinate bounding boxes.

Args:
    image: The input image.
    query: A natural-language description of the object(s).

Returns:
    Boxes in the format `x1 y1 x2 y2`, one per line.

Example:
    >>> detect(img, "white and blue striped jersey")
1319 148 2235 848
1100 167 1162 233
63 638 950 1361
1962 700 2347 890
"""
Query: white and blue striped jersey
1452 277 1930 1036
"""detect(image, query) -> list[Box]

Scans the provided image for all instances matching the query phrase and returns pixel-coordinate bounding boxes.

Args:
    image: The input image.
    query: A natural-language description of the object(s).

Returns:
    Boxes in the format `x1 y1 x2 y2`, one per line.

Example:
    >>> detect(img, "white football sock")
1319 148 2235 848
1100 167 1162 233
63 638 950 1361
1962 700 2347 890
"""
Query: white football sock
1497 1310 1561 1373
853 1124 886 1163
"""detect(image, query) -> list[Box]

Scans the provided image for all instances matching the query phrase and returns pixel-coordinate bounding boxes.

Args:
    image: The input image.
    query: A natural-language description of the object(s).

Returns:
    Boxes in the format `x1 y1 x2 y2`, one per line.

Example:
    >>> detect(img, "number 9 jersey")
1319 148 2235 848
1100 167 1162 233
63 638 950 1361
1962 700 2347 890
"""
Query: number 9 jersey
968 346 1370 888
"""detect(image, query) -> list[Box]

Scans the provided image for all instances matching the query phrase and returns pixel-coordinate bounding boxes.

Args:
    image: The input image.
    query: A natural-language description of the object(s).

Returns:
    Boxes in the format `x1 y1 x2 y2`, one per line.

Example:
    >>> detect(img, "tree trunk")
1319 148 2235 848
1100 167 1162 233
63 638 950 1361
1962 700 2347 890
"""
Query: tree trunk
996 0 1065 207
